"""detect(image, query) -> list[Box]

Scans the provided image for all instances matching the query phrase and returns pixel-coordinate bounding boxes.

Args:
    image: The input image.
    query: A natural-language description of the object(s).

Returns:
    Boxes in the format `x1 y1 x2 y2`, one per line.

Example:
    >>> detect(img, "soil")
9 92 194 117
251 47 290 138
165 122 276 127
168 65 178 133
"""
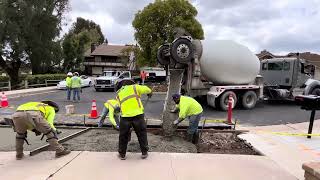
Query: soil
62 129 260 155
197 132 260 155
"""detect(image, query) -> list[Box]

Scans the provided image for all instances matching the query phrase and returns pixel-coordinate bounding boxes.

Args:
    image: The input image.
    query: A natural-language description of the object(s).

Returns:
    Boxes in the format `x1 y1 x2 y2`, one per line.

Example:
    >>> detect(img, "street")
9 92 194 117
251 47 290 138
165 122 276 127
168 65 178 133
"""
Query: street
2 87 319 126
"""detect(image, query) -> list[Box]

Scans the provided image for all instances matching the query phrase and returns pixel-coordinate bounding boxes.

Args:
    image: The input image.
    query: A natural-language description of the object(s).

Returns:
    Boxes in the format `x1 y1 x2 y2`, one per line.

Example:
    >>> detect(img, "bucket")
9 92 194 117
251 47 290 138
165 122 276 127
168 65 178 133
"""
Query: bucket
65 105 75 115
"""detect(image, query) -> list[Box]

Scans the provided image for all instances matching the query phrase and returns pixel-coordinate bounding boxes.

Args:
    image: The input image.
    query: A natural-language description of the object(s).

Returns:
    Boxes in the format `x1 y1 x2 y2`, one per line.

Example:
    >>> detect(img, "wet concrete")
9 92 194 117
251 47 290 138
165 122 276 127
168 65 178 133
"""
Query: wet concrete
0 127 81 151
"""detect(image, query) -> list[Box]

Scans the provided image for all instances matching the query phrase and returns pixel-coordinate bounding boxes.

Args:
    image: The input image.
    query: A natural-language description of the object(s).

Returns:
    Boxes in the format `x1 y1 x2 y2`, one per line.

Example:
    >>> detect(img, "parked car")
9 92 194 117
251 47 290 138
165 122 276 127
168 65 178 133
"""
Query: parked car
57 75 92 89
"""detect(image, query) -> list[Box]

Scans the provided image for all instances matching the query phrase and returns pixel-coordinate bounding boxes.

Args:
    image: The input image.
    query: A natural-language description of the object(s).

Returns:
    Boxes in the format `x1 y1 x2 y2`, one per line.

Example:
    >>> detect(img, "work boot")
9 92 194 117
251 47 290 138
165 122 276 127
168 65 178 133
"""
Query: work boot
16 153 24 160
118 153 126 160
141 152 148 159
192 132 199 144
55 148 71 158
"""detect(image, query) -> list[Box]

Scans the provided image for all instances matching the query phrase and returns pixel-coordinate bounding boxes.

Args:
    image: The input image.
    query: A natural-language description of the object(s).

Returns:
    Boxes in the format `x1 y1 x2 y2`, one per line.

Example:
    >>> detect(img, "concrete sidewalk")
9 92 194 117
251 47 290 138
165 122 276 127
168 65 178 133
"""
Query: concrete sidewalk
0 152 295 180
239 120 320 179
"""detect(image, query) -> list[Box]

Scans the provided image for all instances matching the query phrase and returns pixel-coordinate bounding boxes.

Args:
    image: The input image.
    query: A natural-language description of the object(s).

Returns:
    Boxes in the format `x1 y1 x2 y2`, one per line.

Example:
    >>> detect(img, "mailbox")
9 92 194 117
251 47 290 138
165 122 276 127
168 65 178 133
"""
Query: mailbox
295 95 320 138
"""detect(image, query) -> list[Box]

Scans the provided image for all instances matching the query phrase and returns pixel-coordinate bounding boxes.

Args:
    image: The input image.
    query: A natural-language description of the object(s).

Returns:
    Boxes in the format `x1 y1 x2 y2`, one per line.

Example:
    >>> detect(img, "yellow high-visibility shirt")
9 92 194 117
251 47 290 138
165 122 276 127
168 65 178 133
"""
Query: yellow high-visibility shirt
177 96 203 120
117 84 151 117
66 77 72 88
16 102 56 130
71 76 82 88
104 99 120 126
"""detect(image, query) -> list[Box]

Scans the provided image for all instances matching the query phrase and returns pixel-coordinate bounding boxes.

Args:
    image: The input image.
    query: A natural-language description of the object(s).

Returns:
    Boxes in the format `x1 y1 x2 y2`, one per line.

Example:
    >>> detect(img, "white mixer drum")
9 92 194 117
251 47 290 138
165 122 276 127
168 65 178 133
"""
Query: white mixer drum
200 40 260 85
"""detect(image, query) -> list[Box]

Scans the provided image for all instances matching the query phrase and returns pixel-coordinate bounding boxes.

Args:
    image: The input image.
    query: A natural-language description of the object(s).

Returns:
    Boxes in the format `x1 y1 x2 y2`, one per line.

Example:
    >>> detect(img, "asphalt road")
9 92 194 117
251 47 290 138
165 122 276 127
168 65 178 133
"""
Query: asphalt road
2 87 319 126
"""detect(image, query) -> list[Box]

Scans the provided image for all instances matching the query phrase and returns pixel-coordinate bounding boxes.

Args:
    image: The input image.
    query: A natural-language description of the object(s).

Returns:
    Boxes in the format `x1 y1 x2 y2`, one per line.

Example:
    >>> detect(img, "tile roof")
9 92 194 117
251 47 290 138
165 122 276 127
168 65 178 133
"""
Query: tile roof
89 44 132 57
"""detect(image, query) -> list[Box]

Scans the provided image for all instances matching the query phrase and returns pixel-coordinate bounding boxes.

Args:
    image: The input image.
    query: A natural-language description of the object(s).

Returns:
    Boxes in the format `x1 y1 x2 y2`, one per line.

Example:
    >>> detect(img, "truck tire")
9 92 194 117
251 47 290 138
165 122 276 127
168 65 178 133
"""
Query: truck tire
157 44 170 65
311 87 320 96
219 91 237 111
170 38 194 64
241 91 257 109
95 88 100 92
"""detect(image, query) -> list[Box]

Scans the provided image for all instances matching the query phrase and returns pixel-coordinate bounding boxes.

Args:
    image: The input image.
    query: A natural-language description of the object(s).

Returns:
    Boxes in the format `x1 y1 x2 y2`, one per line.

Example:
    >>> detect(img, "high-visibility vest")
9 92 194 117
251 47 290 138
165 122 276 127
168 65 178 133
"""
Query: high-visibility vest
103 99 119 126
66 77 72 88
71 76 81 88
16 102 56 130
177 96 203 119
117 84 151 117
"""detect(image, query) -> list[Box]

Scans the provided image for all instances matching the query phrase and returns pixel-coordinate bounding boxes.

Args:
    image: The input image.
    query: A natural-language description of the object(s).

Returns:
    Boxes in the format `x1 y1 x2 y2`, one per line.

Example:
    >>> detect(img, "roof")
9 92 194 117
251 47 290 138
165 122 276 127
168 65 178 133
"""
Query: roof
90 44 132 57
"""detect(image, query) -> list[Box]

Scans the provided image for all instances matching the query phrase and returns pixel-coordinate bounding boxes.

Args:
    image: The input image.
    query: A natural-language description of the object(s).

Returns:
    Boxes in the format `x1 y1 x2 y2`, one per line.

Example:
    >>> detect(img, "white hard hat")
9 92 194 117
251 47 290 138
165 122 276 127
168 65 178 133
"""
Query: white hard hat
67 72 73 76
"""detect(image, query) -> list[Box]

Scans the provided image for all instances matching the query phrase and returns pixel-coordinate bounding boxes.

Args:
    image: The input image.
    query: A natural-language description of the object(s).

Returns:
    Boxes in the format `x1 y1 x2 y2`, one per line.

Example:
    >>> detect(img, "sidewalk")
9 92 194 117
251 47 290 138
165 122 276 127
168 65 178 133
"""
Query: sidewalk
3 86 57 98
239 120 320 179
0 152 295 180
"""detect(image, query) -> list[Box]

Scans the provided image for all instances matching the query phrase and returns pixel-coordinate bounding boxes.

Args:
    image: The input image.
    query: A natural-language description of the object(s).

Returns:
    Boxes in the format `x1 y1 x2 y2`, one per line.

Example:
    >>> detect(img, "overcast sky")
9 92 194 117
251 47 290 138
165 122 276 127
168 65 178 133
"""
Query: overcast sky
64 0 320 54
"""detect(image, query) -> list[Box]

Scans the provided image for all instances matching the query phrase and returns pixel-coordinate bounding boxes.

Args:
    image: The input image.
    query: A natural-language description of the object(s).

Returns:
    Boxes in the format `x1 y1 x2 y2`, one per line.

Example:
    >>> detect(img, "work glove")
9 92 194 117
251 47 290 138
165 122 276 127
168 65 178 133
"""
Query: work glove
173 119 181 125
32 129 42 136
80 88 83 93
116 125 120 131
147 92 152 98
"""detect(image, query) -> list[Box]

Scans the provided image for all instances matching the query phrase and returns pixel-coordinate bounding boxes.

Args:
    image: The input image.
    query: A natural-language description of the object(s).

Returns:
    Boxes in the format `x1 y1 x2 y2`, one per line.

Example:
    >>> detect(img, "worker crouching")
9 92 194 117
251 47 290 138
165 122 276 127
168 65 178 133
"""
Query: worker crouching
11 101 70 160
115 79 152 160
171 94 203 144
98 99 120 129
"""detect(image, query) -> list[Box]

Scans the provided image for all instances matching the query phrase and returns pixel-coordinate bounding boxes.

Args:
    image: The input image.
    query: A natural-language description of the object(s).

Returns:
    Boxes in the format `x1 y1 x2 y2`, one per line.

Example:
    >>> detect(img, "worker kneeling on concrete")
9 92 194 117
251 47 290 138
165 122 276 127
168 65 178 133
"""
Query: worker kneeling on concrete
116 79 152 160
171 94 203 144
98 99 120 129
11 101 70 160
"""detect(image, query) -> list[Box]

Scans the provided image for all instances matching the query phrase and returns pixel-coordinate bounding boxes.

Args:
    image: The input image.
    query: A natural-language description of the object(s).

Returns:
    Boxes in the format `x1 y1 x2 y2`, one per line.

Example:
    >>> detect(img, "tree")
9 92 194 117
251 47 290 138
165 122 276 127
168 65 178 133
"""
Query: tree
132 0 204 66
0 0 69 85
62 18 104 72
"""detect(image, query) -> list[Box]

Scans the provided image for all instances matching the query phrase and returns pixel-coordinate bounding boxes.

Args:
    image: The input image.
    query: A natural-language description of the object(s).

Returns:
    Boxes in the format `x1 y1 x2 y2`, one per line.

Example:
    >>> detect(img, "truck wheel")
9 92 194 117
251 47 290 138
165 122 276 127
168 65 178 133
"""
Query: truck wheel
241 91 257 109
311 88 320 96
170 38 194 64
157 44 170 65
219 91 237 111
95 88 100 92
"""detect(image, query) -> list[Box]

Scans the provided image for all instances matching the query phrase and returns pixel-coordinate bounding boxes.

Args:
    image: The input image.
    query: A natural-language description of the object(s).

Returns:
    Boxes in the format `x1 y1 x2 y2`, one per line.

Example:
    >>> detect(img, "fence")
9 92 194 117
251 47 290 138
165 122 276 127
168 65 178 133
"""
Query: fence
0 79 62 91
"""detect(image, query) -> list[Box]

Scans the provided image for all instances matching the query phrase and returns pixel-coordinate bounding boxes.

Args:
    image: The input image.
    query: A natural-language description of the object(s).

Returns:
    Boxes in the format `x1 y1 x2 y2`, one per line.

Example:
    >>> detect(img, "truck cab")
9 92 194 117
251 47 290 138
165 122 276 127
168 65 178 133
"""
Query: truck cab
94 70 131 91
261 57 318 100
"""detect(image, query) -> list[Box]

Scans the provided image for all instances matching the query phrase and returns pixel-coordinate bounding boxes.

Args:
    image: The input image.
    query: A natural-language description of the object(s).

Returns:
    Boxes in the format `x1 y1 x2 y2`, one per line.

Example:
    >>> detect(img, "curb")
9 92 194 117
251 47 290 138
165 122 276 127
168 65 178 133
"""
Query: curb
4 86 57 98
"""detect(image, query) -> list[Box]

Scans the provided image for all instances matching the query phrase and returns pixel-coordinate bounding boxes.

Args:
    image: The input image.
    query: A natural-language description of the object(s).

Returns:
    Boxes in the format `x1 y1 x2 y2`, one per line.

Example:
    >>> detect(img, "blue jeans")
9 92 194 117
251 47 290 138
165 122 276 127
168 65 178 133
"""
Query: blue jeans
187 113 202 135
67 87 72 100
98 107 120 127
73 88 80 101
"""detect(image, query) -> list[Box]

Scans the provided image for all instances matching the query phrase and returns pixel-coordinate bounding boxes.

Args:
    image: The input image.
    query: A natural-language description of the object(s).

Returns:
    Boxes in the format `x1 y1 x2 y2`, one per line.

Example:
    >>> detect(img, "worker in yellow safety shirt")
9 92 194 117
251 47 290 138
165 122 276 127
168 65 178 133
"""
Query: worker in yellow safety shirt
171 94 203 144
115 79 152 160
10 101 70 160
98 99 121 128
66 72 73 101
71 72 82 102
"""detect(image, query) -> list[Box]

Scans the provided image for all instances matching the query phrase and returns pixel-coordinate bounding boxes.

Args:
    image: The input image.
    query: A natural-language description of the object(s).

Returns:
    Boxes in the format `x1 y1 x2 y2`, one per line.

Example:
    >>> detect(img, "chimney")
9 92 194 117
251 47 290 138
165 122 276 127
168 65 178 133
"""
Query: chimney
91 43 96 53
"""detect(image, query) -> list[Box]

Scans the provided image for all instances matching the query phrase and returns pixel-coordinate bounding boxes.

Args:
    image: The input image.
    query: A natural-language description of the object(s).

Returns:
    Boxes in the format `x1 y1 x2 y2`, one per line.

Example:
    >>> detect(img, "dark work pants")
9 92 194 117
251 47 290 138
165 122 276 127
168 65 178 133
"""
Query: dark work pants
118 114 148 155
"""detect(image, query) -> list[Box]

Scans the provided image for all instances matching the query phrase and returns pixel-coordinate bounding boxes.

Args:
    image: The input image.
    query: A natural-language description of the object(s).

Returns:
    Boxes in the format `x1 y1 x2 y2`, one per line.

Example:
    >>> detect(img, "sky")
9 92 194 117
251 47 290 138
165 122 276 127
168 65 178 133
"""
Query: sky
64 0 320 55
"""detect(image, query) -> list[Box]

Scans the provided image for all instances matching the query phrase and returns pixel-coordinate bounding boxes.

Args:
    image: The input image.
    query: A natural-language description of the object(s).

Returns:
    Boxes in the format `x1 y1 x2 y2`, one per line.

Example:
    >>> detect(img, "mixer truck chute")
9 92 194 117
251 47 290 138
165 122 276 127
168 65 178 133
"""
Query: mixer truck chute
158 36 264 111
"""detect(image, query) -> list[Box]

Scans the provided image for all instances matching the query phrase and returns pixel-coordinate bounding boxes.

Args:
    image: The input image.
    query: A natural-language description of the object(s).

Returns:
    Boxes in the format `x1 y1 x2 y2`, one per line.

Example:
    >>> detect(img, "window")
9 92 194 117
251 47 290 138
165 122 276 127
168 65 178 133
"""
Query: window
268 62 283 70
283 62 290 71
262 63 267 70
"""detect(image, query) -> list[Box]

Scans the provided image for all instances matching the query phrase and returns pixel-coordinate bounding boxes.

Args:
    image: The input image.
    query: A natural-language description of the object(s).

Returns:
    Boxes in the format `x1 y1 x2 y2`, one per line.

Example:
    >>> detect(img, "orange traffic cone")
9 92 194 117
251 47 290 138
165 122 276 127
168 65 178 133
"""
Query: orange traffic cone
1 92 9 108
89 100 99 119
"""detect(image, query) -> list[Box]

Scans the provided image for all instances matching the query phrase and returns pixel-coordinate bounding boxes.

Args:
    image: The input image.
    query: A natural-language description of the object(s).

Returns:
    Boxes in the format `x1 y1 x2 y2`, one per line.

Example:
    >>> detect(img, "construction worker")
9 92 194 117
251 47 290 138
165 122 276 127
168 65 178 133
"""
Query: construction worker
171 94 203 144
115 79 152 160
140 70 147 85
66 72 73 101
71 72 82 102
98 99 120 128
11 101 70 160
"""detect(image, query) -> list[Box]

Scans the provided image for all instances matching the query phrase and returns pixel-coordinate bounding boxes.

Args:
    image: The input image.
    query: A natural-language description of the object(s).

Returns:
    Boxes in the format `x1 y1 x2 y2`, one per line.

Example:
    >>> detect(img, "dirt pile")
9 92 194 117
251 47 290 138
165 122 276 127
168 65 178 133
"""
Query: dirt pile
198 132 260 155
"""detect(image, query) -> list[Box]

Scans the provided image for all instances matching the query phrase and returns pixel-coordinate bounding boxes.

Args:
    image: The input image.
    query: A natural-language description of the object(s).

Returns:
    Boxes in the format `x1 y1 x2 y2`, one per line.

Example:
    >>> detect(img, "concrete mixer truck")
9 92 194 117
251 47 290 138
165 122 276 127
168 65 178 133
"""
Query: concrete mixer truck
157 36 263 111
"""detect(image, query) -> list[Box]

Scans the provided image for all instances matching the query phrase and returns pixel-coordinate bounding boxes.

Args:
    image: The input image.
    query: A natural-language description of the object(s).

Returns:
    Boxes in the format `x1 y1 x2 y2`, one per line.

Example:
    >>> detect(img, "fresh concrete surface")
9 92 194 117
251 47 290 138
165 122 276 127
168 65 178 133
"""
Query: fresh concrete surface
239 120 320 179
0 152 296 180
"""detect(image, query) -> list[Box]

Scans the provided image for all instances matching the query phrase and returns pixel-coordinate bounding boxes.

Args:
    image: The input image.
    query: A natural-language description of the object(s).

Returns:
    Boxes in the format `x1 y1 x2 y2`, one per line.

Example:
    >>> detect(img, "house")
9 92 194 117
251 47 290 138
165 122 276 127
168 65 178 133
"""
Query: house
84 43 135 76
256 50 320 80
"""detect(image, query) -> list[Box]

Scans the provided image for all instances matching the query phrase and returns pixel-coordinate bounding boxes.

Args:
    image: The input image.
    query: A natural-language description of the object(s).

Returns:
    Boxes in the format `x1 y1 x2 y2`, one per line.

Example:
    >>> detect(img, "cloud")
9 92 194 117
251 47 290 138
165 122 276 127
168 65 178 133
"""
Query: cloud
66 0 320 54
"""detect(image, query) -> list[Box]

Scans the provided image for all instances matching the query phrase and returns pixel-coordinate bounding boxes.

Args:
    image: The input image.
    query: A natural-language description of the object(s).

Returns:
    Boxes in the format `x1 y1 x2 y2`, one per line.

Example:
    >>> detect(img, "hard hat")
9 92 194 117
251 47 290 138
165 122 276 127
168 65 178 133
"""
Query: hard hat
74 72 79 76
115 79 135 92
41 101 60 113
67 72 73 76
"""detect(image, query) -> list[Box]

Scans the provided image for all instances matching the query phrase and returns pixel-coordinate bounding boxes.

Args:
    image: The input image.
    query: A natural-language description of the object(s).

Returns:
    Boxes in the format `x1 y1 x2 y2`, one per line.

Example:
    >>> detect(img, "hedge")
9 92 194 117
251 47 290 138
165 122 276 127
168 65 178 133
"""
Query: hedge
25 74 66 84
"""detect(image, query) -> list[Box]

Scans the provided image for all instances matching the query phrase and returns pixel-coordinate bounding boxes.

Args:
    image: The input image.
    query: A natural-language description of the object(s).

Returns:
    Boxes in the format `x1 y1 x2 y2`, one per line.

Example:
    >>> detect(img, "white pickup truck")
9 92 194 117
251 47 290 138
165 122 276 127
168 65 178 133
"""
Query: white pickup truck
94 70 132 91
